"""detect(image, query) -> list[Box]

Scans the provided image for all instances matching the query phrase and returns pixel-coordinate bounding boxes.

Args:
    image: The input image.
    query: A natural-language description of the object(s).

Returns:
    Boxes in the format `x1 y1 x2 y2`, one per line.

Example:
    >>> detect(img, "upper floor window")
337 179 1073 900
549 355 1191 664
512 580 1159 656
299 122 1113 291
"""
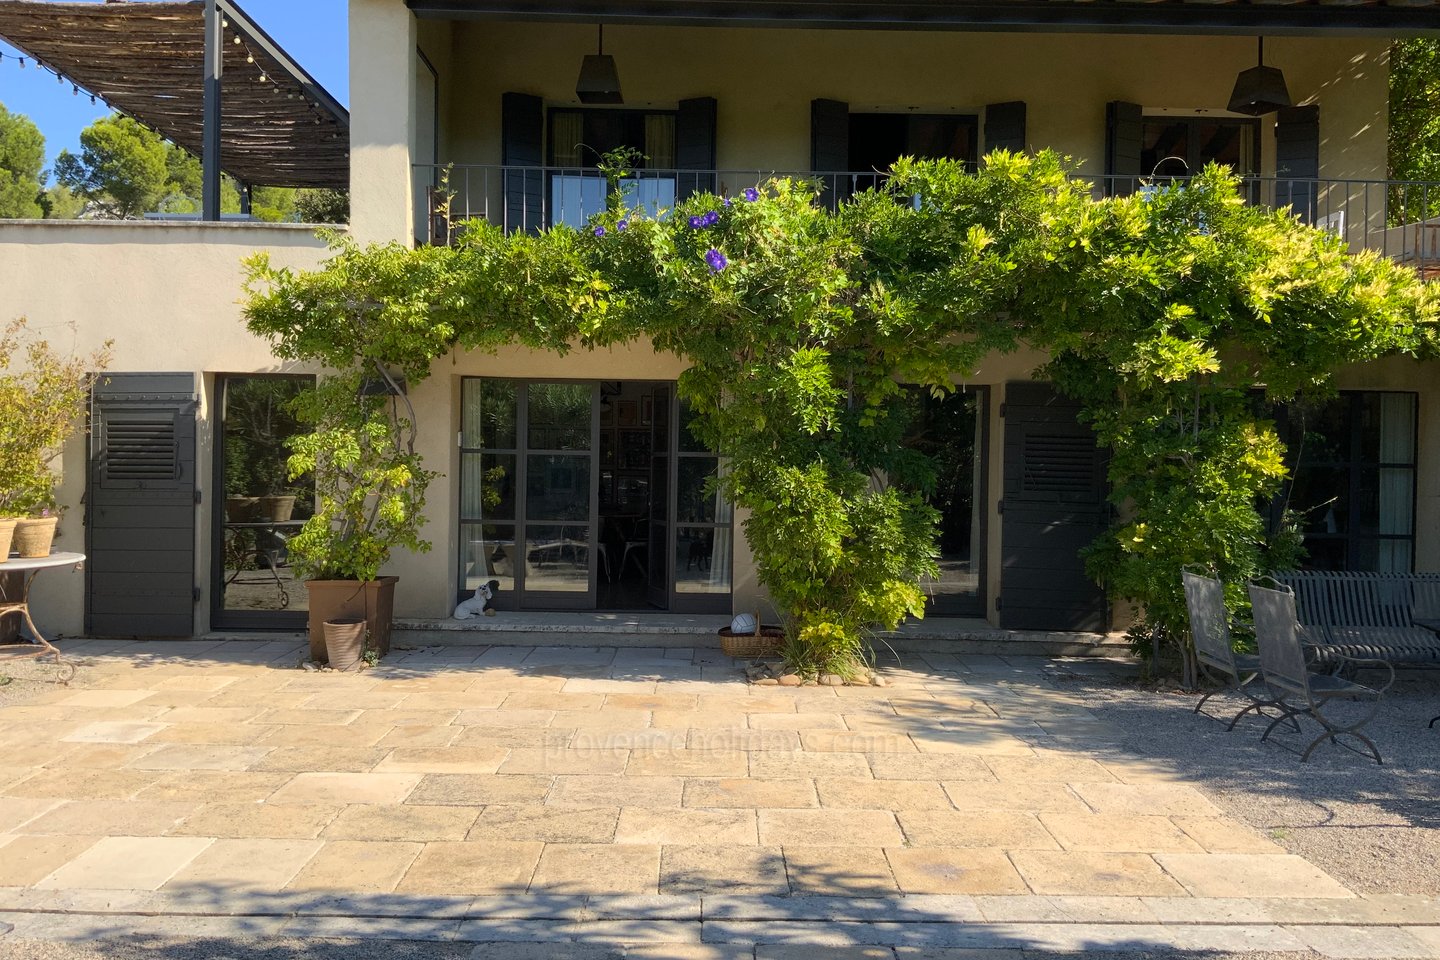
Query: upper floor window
1142 116 1259 178
547 108 678 228
848 113 978 175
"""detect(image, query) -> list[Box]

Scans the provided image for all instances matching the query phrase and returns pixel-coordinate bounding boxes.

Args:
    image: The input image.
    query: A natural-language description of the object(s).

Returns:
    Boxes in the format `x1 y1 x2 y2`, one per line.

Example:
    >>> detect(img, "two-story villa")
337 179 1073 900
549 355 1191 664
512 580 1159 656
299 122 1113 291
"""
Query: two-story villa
2 0 1437 642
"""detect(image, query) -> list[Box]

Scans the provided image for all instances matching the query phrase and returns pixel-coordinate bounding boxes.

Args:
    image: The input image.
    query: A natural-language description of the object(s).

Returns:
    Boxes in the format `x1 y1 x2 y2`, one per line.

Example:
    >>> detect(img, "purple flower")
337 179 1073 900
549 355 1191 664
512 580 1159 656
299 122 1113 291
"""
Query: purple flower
688 215 705 229
705 248 728 272
723 198 733 208
701 210 719 226
617 219 629 232
593 225 606 237
743 187 759 202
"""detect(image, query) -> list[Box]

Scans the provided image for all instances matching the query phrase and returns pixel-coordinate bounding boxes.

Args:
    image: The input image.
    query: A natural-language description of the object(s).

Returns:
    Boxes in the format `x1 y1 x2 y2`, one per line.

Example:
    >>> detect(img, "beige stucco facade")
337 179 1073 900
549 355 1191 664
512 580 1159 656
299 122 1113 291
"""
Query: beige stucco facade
2 0 1436 640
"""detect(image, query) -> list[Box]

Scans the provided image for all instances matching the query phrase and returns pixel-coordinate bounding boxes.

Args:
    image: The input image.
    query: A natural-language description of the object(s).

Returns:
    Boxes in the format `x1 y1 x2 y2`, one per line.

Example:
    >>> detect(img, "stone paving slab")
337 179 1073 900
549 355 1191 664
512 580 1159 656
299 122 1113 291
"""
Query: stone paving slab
2 641 1434 955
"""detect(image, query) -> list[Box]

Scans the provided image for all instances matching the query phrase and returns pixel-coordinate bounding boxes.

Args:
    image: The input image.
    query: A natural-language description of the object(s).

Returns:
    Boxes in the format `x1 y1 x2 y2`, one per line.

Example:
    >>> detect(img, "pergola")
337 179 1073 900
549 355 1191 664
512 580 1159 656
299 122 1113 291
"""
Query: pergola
0 0 349 219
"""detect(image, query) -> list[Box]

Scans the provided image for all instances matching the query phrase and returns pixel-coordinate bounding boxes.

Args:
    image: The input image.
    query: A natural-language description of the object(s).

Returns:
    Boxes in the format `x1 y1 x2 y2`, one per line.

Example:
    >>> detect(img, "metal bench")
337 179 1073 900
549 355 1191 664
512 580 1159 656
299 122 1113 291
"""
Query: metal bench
1274 571 1440 665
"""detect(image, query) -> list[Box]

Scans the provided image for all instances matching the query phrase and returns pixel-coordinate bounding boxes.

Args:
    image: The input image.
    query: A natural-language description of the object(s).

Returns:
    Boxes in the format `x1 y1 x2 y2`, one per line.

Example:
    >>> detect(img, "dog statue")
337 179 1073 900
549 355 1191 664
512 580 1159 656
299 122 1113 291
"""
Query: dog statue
453 579 501 620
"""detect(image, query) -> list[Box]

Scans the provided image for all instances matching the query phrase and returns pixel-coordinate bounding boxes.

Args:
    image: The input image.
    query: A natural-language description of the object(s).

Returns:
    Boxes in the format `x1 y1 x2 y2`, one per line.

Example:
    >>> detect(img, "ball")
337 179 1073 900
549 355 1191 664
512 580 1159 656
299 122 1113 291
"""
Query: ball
730 613 757 635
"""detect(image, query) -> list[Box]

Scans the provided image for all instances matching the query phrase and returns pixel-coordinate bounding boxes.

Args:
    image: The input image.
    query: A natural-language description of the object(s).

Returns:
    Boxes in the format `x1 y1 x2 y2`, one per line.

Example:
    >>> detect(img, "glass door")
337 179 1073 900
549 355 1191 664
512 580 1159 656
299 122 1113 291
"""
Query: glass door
646 385 672 609
212 375 315 630
520 383 598 608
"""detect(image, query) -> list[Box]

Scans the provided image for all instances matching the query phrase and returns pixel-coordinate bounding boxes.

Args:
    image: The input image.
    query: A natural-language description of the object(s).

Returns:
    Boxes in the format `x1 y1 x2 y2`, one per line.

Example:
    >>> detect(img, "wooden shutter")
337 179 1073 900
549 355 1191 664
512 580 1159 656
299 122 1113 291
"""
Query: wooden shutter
502 92 544 233
997 382 1110 632
1275 105 1320 224
811 98 850 209
86 373 198 638
984 101 1027 156
1105 100 1143 197
676 96 717 199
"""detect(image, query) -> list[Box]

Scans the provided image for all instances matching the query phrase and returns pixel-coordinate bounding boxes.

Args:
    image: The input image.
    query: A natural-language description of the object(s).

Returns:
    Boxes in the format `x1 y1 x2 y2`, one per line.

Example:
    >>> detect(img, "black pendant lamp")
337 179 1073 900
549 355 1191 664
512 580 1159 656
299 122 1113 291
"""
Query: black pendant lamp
576 24 622 104
1228 37 1291 116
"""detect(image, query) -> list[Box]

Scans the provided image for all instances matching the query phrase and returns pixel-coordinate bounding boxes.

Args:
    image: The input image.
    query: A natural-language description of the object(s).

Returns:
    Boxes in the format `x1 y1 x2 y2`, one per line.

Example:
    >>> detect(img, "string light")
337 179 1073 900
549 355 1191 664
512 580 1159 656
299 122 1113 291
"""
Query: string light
1 48 105 110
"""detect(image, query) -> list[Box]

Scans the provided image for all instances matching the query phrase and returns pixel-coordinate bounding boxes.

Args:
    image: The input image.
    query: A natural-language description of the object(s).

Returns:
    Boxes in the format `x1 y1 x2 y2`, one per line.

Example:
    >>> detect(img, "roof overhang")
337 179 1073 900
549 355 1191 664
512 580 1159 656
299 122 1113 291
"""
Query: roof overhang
409 0 1440 36
0 0 349 189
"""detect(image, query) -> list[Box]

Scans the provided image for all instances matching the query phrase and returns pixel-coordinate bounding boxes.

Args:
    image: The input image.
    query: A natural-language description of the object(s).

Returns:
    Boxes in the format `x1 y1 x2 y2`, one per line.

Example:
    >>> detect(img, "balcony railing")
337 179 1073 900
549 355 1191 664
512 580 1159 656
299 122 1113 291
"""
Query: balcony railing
414 164 1440 274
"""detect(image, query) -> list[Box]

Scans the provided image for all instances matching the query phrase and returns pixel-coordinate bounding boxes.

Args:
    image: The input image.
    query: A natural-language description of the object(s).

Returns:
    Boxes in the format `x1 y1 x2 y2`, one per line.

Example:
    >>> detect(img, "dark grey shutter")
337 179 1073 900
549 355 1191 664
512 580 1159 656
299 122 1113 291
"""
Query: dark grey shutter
984 101 1027 156
811 98 850 209
1105 100 1143 197
502 92 544 233
1275 105 1320 224
86 373 197 638
998 382 1110 632
676 96 717 200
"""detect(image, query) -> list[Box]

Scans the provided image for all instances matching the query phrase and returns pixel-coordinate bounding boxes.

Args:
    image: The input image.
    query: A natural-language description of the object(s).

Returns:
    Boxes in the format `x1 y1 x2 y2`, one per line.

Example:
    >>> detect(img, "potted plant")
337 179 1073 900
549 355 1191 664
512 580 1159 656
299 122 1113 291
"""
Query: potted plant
0 319 112 562
284 367 435 663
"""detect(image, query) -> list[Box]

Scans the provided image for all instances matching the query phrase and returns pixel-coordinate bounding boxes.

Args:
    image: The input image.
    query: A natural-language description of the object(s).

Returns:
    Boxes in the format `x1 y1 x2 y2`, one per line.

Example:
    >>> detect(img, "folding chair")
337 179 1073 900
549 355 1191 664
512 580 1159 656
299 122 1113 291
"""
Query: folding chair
1248 577 1394 764
1183 570 1292 730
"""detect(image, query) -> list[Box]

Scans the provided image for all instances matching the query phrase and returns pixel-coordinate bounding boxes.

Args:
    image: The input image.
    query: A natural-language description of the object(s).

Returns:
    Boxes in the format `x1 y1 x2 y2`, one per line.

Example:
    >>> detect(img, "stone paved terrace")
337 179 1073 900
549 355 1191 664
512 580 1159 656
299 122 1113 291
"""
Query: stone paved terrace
0 638 1434 958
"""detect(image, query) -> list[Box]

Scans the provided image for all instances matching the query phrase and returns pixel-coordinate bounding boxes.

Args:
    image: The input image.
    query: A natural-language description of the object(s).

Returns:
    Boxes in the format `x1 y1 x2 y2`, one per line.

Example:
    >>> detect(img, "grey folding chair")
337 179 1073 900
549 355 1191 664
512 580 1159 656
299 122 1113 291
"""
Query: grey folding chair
1182 569 1291 730
1248 577 1394 764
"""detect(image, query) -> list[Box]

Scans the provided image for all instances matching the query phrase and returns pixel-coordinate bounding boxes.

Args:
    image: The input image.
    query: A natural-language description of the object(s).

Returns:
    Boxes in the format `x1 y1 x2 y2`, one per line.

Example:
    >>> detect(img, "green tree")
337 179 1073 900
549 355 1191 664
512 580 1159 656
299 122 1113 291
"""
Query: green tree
0 102 45 219
54 115 169 218
294 188 349 224
38 183 85 220
1390 39 1440 183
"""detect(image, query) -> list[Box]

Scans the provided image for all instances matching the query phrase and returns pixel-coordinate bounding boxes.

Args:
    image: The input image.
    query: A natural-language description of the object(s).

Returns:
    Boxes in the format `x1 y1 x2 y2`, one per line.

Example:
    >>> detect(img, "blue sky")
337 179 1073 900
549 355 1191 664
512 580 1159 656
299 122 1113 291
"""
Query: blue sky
0 0 348 173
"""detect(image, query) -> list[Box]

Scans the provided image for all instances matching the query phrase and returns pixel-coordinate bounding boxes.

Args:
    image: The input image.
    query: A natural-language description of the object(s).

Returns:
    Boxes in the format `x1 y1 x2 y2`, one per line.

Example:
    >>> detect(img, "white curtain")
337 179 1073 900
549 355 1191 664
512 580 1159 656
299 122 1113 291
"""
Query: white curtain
552 114 584 167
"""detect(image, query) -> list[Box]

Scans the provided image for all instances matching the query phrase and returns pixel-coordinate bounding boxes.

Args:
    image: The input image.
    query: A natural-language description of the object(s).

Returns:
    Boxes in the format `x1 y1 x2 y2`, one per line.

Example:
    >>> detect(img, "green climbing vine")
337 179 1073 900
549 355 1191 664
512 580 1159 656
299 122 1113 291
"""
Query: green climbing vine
243 152 1439 679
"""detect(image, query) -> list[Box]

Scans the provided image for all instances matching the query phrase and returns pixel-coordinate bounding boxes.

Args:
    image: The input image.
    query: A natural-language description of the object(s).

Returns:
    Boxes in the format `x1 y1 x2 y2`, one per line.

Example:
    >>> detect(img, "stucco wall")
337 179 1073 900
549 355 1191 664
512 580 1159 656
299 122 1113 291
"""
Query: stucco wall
0 221 331 639
432 24 1387 181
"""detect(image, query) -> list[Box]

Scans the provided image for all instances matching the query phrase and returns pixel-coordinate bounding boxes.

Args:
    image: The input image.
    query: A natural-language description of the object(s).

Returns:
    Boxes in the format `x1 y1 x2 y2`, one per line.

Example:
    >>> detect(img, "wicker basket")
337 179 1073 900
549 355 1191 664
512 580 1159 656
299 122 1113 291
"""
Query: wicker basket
718 625 784 659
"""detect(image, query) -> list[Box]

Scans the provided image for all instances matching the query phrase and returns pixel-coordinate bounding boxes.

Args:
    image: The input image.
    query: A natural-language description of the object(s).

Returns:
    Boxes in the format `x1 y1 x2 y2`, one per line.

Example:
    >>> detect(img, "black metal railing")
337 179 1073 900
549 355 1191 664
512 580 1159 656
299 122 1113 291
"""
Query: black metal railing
413 164 1440 273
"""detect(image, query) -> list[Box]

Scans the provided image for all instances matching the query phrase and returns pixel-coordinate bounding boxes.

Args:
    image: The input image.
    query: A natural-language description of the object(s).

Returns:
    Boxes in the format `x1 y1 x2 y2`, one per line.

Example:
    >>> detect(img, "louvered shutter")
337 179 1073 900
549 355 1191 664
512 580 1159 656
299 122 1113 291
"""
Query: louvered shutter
502 92 545 233
984 101 1027 156
998 382 1110 632
676 96 718 200
1105 100 1144 196
1275 105 1320 224
86 373 197 638
811 98 850 209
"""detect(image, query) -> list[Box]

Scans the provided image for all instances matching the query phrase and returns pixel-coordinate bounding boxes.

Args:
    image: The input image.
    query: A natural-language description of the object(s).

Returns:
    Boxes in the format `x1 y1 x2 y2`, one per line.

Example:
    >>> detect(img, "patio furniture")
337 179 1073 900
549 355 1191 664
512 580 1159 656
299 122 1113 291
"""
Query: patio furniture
1276 571 1440 666
1182 569 1292 730
0 552 83 681
1248 577 1394 764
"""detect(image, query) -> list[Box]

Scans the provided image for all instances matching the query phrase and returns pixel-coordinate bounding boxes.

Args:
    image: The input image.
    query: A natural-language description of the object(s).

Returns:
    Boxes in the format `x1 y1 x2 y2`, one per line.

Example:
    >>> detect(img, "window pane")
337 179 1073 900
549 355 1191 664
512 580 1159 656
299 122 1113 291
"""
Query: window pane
677 457 730 524
1291 466 1347 536
678 399 706 453
462 379 517 450
461 522 516 594
461 453 516 521
528 384 592 450
675 526 732 594
1141 121 1190 177
526 455 591 521
525 525 590 592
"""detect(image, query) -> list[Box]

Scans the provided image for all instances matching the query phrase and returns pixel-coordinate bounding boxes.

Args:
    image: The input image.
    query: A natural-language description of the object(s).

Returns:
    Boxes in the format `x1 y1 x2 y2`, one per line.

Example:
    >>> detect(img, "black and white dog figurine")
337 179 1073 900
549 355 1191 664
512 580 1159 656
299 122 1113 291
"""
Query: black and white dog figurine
453 579 501 619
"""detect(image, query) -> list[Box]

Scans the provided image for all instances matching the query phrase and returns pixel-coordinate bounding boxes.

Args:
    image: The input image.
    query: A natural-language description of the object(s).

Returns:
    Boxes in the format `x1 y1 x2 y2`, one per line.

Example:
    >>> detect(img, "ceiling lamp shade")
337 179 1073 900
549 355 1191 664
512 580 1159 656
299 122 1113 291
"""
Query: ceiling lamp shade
1228 37 1291 116
577 24 622 104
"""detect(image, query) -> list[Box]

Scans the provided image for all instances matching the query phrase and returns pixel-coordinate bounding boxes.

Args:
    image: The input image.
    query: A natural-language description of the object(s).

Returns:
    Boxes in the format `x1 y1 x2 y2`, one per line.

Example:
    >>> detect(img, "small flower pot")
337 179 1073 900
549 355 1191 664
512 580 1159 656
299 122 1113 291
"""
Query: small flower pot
226 496 261 522
0 518 16 562
259 495 296 523
323 618 367 672
13 517 58 559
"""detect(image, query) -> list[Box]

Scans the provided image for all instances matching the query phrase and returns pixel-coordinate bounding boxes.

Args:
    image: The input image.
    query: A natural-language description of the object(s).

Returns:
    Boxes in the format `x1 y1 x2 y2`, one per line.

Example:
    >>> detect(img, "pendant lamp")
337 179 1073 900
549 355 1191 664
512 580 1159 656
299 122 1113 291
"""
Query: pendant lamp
576 24 622 105
1228 37 1291 116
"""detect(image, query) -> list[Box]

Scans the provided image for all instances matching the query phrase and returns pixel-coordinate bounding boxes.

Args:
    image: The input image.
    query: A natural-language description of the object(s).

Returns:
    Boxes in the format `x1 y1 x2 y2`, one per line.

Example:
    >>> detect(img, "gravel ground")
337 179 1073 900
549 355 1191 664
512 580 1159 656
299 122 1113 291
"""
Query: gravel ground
0 654 95 709
1049 662 1440 896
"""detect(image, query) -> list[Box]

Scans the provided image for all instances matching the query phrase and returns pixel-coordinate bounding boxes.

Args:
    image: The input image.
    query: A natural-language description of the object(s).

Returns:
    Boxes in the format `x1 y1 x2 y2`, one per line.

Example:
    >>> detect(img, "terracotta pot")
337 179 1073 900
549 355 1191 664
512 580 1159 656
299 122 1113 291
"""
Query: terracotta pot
305 576 397 663
0 518 16 562
14 517 58 558
226 496 261 522
259 495 296 523
324 618 367 671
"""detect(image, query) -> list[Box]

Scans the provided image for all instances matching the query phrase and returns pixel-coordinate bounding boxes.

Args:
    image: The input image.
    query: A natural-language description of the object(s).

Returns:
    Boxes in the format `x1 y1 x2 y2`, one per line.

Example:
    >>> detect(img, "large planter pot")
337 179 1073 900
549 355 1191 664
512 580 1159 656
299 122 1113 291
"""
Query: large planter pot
14 517 58 559
0 519 16 562
259 495 296 523
226 496 261 522
305 576 397 663
323 618 367 671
